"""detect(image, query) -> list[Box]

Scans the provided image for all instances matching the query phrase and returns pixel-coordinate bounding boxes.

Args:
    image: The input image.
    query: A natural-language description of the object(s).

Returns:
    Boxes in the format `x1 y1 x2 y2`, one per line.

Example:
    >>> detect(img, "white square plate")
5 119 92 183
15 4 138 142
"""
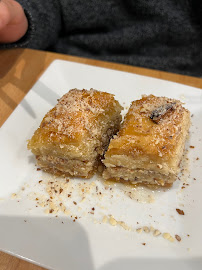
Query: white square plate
0 60 202 270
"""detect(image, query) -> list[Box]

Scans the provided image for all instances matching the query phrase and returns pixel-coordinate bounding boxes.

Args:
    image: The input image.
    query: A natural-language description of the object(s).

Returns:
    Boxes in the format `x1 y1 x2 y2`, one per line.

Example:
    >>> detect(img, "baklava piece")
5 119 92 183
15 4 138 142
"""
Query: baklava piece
28 89 122 178
103 95 190 186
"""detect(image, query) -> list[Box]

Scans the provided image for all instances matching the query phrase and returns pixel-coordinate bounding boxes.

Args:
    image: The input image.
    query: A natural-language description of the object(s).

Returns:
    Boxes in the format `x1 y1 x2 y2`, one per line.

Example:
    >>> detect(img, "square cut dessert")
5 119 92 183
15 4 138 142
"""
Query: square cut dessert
28 88 123 178
103 95 190 186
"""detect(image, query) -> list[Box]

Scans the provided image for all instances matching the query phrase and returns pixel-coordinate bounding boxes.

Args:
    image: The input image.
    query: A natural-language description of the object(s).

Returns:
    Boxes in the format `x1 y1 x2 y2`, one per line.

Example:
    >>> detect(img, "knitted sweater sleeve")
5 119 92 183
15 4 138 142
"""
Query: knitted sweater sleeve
1 0 62 49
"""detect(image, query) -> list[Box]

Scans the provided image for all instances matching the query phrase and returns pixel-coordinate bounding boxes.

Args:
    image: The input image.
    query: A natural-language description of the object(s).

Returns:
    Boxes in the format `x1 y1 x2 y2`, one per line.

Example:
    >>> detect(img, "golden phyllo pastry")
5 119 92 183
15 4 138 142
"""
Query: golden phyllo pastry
103 95 190 186
28 88 123 178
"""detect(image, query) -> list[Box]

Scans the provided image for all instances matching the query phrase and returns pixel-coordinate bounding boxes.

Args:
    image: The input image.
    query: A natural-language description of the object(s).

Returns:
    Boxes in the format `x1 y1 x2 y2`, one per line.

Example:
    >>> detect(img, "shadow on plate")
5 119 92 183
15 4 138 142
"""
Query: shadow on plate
0 215 94 270
32 81 60 107
1 215 202 270
99 257 202 270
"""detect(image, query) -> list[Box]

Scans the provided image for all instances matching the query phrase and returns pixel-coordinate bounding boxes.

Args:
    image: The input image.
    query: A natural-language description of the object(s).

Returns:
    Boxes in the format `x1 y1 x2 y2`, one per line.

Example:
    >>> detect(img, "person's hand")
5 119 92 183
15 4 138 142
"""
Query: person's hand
0 0 28 43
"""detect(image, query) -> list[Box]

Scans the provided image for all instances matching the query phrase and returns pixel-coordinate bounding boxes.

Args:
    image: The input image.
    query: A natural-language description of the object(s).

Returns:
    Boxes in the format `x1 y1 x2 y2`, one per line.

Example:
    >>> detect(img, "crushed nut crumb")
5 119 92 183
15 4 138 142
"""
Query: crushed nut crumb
176 208 185 215
175 235 181 242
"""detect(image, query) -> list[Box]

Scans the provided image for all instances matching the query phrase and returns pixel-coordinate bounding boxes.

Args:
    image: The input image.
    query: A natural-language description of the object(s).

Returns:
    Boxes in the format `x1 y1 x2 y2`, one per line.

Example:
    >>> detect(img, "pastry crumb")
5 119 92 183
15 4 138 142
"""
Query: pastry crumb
102 215 108 223
153 230 161 236
143 226 150 233
109 216 117 226
163 233 171 239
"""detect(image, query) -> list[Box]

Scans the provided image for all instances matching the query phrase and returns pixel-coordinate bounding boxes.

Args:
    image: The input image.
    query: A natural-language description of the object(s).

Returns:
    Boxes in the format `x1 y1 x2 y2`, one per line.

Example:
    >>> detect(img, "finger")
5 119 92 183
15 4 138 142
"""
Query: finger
0 0 25 28
0 1 12 30
0 0 28 43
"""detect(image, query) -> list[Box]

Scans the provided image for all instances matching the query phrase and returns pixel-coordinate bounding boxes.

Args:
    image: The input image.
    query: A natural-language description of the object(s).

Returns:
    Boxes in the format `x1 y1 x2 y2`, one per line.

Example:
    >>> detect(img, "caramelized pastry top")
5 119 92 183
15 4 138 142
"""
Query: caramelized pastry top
106 95 190 160
28 88 122 147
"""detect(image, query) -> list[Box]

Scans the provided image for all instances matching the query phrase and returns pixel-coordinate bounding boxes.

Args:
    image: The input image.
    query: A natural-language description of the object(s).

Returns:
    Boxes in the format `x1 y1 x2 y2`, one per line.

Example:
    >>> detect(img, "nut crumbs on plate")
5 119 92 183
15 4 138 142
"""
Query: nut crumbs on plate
176 208 185 215
175 235 182 242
